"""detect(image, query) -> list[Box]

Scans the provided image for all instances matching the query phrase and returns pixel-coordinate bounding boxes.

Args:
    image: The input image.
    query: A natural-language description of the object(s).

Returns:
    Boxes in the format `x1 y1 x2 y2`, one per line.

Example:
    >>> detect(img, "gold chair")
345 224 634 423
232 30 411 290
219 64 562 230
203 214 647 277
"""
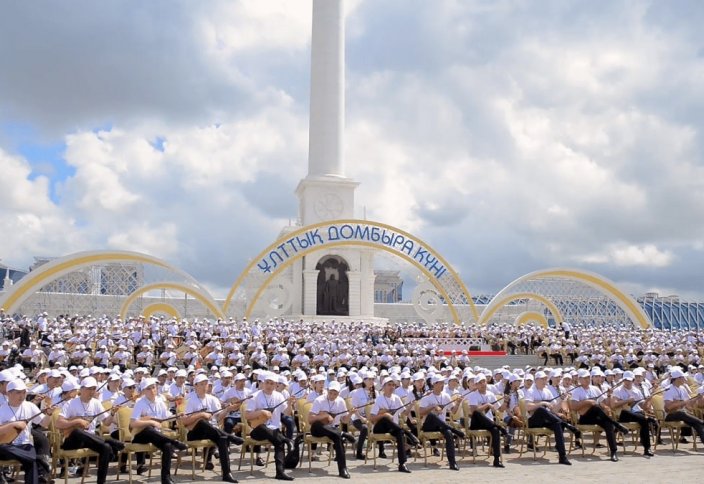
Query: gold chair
516 399 553 460
237 401 272 474
612 408 643 453
414 402 446 466
114 406 159 484
460 400 495 464
298 400 334 471
570 410 605 456
49 413 100 484
173 416 217 479
364 404 398 469
651 394 695 452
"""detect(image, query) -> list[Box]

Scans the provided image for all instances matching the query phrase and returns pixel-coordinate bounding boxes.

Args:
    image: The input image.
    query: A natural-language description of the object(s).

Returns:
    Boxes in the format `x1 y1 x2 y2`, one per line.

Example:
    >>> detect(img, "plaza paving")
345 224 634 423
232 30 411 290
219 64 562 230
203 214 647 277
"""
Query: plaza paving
62 446 702 484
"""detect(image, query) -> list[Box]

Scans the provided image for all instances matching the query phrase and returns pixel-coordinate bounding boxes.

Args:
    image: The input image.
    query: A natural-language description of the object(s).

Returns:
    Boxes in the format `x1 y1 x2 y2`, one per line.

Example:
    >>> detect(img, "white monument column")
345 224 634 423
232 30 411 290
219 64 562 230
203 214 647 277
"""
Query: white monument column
309 0 344 177
303 269 319 315
347 271 361 316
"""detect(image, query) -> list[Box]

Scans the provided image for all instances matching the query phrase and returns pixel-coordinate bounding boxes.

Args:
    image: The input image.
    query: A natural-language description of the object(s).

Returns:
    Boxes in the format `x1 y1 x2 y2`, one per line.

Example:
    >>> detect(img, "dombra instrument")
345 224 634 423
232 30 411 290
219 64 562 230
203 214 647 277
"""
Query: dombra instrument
0 392 77 444
61 395 138 438
248 389 305 430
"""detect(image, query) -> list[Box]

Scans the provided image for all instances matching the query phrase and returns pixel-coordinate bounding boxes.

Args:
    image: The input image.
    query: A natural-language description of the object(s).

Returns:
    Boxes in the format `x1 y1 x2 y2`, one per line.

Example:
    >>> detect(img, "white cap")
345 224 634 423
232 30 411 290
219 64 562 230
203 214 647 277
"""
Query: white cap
622 371 635 381
140 378 158 390
121 378 136 389
7 380 27 392
175 369 187 378
534 371 548 379
81 377 98 388
670 368 685 379
328 381 342 392
474 374 487 384
430 375 445 385
577 369 591 379
61 380 80 392
193 374 209 385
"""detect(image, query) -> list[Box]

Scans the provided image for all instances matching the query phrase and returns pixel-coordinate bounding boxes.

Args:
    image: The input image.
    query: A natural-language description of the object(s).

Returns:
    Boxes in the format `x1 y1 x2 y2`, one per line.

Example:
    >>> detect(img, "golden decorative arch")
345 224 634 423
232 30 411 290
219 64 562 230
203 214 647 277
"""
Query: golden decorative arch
478 292 564 326
142 303 181 321
119 282 224 320
516 311 549 328
489 268 652 329
224 219 479 324
0 250 216 315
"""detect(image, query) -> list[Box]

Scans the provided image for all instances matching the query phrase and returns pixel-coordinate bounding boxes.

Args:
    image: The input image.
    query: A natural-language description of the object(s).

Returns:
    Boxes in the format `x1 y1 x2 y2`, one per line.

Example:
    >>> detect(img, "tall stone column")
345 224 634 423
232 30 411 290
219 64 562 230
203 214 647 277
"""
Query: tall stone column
308 0 345 177
347 271 361 317
303 269 320 315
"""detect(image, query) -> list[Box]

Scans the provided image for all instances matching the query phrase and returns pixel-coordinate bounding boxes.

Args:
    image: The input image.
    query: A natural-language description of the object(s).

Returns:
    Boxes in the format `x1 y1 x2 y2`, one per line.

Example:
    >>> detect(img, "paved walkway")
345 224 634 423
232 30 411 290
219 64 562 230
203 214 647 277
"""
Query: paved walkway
64 446 702 483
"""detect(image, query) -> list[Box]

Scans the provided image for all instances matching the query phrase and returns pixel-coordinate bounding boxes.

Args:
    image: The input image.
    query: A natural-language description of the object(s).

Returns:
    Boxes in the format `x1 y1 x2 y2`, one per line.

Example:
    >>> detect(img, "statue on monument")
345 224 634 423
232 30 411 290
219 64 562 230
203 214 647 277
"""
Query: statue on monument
316 257 349 316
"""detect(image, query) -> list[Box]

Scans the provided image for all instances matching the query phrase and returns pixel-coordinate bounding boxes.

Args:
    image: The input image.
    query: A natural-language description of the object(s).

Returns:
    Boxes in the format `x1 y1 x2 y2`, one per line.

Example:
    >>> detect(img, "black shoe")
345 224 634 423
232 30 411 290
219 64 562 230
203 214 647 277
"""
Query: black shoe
452 429 466 439
174 441 188 452
229 434 244 446
255 457 266 467
570 427 582 440
449 462 460 471
223 473 239 483
398 464 411 473
136 464 148 475
499 427 509 437
432 447 440 457
355 452 365 460
679 437 689 444
378 451 388 459
341 432 356 444
282 437 293 452
503 444 511 454
526 443 535 451
275 473 294 481
559 456 572 466
112 441 126 452
644 449 655 457
339 468 350 479
205 462 215 471
493 461 505 468
610 452 619 462
617 425 630 435
656 438 664 446
574 440 582 449
119 465 127 474
163 477 176 484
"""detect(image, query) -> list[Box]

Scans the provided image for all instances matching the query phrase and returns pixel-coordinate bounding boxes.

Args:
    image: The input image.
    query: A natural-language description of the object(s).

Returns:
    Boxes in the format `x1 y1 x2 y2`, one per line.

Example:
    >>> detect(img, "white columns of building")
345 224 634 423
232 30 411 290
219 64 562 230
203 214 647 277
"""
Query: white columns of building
308 0 345 177
303 269 319 315
347 271 361 316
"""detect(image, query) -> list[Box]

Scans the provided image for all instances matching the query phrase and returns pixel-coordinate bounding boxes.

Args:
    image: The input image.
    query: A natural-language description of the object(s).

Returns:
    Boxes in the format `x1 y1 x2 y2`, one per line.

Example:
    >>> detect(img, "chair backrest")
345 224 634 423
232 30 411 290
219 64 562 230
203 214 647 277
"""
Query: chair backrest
650 394 666 421
517 399 530 429
240 401 253 435
116 406 134 441
299 401 313 433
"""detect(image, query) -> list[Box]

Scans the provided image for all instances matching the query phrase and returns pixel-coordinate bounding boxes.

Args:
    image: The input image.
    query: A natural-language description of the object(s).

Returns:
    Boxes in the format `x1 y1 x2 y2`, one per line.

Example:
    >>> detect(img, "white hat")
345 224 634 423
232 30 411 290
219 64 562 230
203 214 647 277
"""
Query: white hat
577 369 590 379
381 377 394 387
193 374 209 385
670 369 685 379
81 377 98 388
61 380 80 392
140 378 158 390
622 371 635 381
175 369 187 378
7 380 27 392
430 375 445 385
474 374 487 384
508 373 521 383
328 381 342 392
234 373 247 381
350 375 362 385
121 378 136 389
534 371 548 379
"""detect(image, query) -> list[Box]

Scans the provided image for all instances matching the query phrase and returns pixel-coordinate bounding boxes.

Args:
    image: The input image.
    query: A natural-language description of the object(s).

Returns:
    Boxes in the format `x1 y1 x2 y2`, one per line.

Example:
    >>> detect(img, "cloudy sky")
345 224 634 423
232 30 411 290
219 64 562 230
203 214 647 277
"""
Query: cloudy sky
1 0 703 300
